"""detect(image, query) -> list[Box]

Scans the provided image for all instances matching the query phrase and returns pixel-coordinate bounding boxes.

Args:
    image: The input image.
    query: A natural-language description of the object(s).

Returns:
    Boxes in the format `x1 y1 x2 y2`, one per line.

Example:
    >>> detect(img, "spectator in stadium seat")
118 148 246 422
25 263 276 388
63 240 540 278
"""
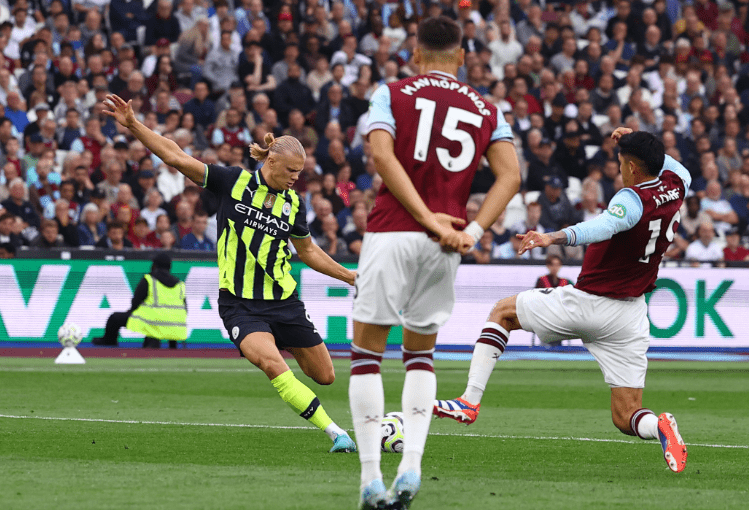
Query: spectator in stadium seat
284 109 318 149
211 108 252 148
729 174 749 229
723 227 749 261
27 157 60 216
526 138 567 192
77 202 106 246
170 200 193 242
701 180 738 236
2 178 41 232
0 211 23 248
684 221 723 264
539 176 581 232
128 217 158 249
316 214 348 257
140 188 167 231
314 83 354 134
271 43 305 87
330 34 371 88
53 198 80 247
109 0 148 44
95 220 132 249
274 63 316 126
180 209 213 250
553 121 588 182
145 0 181 47
31 218 66 248
203 31 239 97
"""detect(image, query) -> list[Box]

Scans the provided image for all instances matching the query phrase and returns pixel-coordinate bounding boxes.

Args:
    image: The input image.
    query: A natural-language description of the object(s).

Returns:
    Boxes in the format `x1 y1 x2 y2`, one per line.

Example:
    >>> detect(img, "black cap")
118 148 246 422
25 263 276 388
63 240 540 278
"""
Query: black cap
29 133 43 143
726 227 741 236
138 170 155 179
547 176 564 189
152 252 172 270
551 94 567 108
539 137 552 146
113 141 129 150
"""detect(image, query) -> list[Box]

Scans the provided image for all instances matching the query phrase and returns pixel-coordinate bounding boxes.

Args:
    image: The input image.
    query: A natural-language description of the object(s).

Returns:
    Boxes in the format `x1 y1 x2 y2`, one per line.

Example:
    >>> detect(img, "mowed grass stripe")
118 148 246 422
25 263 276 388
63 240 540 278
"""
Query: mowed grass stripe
1 413 746 449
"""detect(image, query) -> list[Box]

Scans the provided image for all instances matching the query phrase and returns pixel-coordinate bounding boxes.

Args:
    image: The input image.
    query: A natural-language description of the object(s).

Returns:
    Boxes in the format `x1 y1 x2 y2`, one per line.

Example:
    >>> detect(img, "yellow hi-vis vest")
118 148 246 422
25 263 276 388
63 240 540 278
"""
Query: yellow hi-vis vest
126 274 188 340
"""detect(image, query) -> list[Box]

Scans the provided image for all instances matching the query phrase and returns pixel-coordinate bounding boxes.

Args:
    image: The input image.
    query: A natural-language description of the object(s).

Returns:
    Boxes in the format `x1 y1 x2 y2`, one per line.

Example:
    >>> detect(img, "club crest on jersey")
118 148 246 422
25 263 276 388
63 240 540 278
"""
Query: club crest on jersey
263 194 276 209
282 202 291 216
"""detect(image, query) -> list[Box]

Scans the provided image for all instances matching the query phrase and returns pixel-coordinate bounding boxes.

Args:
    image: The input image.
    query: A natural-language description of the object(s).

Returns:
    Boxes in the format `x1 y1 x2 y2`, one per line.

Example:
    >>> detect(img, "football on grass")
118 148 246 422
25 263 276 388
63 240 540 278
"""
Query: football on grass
381 412 405 453
58 323 83 347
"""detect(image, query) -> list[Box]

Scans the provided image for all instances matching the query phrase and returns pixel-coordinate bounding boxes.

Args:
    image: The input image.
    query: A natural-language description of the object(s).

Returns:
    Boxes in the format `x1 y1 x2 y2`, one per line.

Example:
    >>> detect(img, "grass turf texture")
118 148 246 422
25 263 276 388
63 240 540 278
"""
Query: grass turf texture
1 358 747 510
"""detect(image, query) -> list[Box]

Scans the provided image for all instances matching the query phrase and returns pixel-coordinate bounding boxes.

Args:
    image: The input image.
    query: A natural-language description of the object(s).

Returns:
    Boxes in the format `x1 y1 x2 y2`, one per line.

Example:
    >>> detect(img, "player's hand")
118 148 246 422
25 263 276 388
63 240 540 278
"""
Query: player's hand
102 94 136 129
428 213 466 252
516 230 553 255
345 270 356 286
611 127 633 142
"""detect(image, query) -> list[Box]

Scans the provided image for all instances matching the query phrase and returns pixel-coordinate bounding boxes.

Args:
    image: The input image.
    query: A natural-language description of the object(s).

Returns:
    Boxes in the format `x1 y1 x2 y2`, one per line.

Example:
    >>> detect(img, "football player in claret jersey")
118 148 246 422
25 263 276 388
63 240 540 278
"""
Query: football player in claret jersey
435 128 690 474
350 16 521 510
103 94 359 454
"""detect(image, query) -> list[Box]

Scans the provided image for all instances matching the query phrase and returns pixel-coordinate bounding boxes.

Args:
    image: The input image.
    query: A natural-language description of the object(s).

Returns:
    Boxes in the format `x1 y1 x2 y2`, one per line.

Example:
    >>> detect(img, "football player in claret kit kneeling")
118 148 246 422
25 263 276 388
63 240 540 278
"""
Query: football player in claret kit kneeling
436 128 689 474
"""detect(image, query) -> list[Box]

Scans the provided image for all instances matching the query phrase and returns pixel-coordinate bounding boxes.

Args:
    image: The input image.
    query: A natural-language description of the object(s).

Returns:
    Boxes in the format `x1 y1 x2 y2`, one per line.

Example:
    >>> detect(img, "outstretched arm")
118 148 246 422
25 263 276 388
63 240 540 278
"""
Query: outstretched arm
291 235 356 286
102 94 206 185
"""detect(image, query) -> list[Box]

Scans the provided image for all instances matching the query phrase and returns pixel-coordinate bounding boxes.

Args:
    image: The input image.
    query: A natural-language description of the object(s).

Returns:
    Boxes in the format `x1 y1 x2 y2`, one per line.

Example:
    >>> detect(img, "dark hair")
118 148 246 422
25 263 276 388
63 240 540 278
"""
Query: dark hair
107 221 125 231
618 132 664 176
0 212 15 222
417 16 462 51
545 254 562 265
134 217 148 226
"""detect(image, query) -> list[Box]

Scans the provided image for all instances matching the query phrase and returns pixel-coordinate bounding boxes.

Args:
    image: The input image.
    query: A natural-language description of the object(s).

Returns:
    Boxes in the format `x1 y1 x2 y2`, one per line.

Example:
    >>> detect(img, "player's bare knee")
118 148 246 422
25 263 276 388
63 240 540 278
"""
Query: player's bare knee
315 366 336 385
488 297 514 325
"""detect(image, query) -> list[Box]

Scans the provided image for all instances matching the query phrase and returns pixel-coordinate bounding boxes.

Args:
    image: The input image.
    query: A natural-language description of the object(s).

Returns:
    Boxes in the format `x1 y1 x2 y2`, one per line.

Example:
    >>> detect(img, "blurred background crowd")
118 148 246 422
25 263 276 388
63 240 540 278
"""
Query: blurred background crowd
0 0 748 265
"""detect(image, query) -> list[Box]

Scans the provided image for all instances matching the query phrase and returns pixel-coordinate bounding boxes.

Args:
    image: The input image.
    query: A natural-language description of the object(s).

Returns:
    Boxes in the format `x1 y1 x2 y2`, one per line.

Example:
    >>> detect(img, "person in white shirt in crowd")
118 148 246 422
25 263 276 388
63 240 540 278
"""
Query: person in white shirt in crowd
701 180 738 237
330 34 372 87
157 164 185 203
487 18 523 80
684 222 724 264
139 188 168 231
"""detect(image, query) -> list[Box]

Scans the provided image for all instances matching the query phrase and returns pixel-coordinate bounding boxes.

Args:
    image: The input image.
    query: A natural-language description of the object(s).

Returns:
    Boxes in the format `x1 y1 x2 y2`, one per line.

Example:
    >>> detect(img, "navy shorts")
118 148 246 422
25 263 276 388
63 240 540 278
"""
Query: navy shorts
218 290 323 351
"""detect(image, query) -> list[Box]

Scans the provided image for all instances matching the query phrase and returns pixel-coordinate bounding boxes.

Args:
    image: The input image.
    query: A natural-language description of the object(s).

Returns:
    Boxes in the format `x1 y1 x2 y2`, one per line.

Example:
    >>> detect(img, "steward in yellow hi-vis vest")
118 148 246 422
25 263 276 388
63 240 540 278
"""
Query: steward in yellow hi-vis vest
92 253 187 348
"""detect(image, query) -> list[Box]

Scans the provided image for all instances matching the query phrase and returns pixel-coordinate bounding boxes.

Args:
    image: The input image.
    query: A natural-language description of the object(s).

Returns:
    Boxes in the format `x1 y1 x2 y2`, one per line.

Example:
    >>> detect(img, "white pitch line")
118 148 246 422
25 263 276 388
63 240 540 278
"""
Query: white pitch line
0 414 746 450
0 366 409 374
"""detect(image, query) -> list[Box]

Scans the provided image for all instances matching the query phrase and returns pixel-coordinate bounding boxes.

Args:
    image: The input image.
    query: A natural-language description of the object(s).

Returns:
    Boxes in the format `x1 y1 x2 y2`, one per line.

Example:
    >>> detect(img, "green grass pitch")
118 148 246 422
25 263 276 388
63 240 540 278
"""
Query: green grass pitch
1 357 747 509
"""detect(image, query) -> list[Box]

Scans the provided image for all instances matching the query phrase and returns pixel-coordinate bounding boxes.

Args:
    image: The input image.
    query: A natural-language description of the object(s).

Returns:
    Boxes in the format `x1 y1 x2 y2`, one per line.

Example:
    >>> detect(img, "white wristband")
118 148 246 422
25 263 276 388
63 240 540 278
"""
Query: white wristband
463 221 484 245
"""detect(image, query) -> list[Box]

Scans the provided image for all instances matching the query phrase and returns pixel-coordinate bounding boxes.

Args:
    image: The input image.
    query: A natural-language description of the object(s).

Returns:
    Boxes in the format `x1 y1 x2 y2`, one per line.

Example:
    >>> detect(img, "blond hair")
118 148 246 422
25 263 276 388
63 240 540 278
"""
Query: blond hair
249 133 305 162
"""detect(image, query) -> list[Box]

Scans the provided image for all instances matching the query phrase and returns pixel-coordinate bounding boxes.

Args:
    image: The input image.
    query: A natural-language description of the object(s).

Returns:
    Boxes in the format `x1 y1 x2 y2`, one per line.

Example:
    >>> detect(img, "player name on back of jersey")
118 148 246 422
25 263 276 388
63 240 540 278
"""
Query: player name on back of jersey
652 186 680 208
399 77 492 116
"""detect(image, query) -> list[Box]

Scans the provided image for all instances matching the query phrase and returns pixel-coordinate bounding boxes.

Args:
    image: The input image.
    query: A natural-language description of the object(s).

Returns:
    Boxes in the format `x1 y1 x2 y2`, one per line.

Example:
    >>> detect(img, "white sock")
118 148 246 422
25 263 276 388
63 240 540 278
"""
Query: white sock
462 322 508 404
398 369 436 478
323 422 346 442
349 372 384 486
630 408 659 439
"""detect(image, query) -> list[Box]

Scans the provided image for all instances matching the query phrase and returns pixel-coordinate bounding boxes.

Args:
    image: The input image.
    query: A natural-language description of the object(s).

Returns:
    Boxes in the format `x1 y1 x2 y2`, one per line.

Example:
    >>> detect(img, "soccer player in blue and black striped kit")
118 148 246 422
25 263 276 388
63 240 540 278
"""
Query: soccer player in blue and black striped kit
103 93 357 453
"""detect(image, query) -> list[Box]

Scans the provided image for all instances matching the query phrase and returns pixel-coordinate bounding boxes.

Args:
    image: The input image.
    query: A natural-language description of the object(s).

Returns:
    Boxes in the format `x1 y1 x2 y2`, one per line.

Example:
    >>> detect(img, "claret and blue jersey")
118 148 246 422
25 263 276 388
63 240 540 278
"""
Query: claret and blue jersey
365 71 514 233
563 155 692 298
201 164 310 301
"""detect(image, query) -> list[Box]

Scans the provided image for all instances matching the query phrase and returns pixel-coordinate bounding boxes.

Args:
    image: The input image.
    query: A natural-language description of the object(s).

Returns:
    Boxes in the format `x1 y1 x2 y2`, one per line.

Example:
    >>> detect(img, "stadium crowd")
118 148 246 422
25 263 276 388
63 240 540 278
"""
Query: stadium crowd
0 0 748 265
